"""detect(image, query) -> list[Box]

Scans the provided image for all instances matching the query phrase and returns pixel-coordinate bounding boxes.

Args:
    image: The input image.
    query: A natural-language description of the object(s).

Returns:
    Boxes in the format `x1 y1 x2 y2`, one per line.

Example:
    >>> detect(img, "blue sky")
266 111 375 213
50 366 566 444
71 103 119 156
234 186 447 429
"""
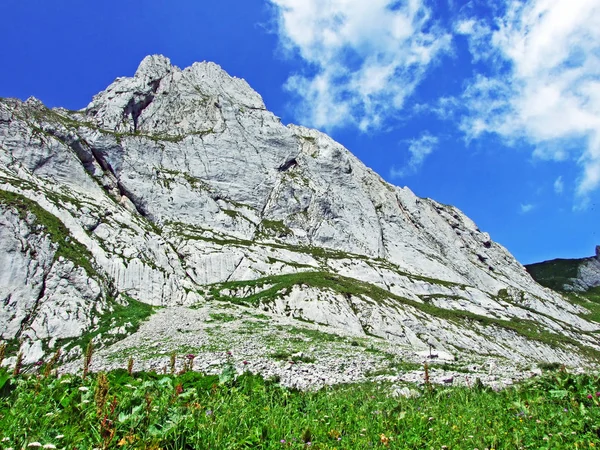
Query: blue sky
1 0 598 264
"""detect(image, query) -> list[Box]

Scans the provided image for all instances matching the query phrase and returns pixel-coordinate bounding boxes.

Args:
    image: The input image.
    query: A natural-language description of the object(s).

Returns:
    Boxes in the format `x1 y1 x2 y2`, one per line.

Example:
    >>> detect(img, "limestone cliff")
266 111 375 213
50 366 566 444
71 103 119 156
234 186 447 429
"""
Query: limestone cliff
1 56 599 373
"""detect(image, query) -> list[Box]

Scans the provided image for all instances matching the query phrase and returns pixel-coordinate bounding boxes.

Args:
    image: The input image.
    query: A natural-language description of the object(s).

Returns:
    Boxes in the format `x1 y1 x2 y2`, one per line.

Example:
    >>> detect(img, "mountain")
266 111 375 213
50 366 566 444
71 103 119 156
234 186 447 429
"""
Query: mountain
1 56 598 386
526 247 600 292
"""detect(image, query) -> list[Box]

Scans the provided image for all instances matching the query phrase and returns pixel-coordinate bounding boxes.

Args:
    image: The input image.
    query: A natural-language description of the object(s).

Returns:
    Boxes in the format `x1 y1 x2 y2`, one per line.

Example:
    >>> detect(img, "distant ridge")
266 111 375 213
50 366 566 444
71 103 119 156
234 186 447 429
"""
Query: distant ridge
526 246 600 292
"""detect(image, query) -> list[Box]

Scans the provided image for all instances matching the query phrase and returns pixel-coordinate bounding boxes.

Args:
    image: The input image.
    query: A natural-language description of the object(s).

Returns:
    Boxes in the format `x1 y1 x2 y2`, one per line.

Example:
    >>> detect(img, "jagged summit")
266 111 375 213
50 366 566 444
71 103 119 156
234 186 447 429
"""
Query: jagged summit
1 56 599 383
85 54 265 136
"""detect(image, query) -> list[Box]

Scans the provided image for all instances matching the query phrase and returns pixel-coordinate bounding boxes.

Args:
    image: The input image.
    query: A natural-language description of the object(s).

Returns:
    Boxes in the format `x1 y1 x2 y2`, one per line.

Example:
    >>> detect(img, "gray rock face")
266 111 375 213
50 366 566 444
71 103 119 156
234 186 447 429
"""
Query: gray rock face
1 55 599 371
573 256 600 291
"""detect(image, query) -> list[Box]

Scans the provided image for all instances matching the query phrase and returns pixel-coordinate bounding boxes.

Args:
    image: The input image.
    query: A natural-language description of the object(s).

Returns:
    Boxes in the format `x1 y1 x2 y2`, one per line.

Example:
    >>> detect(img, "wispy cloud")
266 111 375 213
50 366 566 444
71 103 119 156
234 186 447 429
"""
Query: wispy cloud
268 0 452 131
520 203 535 214
554 176 564 195
390 133 438 179
457 0 600 203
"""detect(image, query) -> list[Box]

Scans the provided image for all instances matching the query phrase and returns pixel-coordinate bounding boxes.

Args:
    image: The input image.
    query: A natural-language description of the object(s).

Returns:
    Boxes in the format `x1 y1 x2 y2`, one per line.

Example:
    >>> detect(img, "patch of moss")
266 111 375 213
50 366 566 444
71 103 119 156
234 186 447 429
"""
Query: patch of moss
209 313 237 322
259 219 292 237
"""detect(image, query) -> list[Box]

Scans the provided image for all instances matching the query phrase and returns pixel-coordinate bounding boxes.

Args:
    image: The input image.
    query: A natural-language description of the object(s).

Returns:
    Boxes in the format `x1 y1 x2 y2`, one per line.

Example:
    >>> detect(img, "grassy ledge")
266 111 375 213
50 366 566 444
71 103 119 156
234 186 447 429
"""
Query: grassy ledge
56 296 156 354
208 272 600 360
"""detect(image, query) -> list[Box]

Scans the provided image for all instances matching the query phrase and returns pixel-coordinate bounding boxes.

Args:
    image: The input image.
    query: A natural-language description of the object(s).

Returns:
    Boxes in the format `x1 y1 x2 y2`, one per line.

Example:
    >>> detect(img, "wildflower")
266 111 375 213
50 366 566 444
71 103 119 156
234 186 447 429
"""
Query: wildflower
588 394 593 399
27 443 42 448
306 442 312 447
597 392 600 397
35 360 43 367
78 386 89 392
186 354 195 360
226 351 232 356
243 360 248 365
205 409 213 416
43 445 57 449
280 439 286 443
380 434 390 446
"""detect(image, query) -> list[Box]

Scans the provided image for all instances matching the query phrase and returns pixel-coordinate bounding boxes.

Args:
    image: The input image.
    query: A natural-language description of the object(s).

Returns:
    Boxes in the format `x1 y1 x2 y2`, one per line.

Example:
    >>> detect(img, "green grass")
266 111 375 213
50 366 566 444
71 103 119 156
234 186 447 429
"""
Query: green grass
209 313 238 323
525 258 583 291
259 219 292 237
269 351 316 363
566 287 600 324
1 368 600 449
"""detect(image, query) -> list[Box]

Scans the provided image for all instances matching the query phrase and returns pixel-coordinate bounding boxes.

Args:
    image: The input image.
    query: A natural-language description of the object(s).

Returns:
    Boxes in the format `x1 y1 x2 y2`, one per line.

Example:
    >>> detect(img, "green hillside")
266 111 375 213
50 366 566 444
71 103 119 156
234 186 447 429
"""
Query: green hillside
525 257 587 291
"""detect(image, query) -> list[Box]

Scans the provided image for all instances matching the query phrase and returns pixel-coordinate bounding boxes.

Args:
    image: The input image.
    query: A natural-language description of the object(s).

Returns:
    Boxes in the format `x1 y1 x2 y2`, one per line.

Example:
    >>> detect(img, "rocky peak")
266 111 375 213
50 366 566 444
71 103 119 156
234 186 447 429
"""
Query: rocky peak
85 54 265 136
134 55 173 83
596 245 600 260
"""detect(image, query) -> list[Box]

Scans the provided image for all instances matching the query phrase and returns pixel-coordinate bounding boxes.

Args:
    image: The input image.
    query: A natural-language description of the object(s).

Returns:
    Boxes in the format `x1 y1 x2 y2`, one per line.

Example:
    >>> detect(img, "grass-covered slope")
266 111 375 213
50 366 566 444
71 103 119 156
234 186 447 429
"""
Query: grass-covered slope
1 368 599 449
525 258 585 291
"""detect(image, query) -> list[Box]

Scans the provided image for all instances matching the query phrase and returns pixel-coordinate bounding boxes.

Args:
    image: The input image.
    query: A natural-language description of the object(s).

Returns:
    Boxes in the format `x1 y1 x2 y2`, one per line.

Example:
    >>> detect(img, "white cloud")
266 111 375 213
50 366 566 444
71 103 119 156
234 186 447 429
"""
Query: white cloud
268 0 452 131
520 203 535 214
554 176 564 194
390 133 438 178
458 0 600 202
